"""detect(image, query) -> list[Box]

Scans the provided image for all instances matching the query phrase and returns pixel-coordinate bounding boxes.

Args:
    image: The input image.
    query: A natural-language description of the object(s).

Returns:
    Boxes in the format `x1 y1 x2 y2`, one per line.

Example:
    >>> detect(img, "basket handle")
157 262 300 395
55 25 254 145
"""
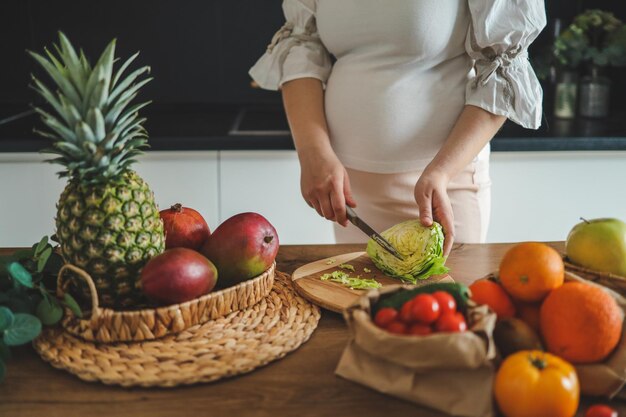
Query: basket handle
56 264 100 319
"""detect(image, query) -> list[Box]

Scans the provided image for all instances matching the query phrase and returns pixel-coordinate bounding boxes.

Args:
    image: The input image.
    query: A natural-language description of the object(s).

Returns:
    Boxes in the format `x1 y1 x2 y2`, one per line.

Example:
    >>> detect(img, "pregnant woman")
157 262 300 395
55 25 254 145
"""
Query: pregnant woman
249 0 546 255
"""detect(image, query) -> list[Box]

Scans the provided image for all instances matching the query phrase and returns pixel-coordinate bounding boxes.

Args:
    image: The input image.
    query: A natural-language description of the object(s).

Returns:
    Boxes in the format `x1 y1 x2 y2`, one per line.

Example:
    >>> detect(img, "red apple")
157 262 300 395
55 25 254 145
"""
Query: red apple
159 203 211 251
202 212 279 287
141 248 218 305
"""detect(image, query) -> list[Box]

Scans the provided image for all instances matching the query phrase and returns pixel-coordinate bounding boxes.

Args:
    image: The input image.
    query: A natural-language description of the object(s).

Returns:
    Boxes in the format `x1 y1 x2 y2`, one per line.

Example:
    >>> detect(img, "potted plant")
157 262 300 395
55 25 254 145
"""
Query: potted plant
0 237 78 382
555 10 626 118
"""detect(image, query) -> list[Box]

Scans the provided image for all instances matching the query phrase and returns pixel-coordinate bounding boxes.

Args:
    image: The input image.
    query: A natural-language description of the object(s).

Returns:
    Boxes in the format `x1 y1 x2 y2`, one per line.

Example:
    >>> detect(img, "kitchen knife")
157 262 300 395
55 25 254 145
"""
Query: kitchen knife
345 206 405 261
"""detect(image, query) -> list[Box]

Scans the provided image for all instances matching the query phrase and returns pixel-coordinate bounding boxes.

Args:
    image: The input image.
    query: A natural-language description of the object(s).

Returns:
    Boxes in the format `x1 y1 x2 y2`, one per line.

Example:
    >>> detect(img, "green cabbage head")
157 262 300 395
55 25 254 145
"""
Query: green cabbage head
366 219 449 284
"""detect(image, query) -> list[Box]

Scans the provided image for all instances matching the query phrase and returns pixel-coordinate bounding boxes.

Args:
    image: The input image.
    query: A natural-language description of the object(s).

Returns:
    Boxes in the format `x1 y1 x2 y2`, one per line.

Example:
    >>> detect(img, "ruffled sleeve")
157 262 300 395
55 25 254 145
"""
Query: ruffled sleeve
465 0 547 129
249 0 332 90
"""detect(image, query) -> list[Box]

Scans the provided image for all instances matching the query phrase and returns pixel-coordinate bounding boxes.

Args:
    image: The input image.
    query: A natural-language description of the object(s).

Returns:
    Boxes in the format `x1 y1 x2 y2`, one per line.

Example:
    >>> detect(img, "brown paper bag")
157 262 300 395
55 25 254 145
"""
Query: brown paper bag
335 285 498 417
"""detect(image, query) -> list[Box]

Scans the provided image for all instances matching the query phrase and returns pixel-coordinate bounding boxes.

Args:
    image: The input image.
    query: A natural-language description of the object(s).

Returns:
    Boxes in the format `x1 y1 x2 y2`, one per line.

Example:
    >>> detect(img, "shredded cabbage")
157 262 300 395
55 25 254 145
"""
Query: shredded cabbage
320 270 381 290
338 263 355 272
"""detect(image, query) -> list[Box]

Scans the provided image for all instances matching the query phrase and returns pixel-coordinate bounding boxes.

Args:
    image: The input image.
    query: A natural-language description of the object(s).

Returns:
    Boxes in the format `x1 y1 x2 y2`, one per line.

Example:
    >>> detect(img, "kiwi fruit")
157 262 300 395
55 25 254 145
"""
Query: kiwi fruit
494 317 543 357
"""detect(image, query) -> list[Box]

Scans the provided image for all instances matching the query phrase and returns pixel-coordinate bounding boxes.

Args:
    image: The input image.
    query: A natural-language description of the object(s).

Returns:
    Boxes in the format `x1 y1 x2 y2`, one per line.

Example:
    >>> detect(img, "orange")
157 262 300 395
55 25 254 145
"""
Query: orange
515 301 542 334
469 279 516 318
540 282 624 364
499 242 564 302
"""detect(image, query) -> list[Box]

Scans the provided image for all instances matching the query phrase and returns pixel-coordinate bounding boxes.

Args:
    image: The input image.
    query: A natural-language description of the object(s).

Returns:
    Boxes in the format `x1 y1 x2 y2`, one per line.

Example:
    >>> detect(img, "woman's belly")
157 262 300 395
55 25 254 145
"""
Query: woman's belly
325 55 471 173
316 0 475 173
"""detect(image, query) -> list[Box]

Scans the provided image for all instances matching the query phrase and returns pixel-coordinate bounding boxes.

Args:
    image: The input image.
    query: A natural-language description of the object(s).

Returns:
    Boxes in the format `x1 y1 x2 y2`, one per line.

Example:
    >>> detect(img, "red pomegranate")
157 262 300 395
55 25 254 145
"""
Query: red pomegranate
159 203 210 251
141 248 218 305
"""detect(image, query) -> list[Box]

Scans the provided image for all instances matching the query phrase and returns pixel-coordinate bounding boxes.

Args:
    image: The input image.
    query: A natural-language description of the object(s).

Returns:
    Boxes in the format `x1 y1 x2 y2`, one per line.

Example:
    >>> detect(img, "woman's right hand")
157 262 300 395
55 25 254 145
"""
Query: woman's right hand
299 146 356 227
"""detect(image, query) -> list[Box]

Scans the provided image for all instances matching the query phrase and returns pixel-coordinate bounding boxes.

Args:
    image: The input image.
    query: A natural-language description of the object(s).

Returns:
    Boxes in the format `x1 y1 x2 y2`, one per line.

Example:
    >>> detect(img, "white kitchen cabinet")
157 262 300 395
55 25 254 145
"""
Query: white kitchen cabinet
218 151 335 245
219 150 626 245
134 151 220 231
488 151 626 243
0 153 66 247
2 149 625 247
0 151 219 247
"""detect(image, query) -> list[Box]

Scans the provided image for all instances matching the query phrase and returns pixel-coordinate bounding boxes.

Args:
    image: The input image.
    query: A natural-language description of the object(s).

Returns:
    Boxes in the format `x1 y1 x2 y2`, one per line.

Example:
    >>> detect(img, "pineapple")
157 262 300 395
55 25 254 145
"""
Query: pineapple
29 32 164 308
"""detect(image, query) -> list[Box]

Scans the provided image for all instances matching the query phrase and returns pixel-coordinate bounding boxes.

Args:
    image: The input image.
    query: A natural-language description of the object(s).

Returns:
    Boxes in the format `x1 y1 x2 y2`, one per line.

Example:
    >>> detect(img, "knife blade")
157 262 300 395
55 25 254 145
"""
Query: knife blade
345 206 405 261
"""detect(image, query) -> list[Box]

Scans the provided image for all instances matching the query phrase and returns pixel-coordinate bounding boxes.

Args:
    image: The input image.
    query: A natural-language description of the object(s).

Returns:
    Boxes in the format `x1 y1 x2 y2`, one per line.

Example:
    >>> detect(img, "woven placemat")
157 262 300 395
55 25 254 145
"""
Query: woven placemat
33 271 320 387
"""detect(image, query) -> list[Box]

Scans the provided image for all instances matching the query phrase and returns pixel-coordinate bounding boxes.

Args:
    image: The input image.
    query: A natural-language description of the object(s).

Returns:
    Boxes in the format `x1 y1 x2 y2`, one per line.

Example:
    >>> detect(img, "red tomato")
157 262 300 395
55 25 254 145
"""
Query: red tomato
432 291 456 315
411 294 441 324
374 308 398 328
585 405 618 417
399 300 415 323
435 312 467 333
408 323 432 336
386 320 408 335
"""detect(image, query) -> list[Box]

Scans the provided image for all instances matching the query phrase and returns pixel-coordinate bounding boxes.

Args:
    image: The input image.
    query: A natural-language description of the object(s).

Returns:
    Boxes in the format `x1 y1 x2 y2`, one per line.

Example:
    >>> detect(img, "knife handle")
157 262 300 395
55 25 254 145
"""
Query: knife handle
345 206 357 223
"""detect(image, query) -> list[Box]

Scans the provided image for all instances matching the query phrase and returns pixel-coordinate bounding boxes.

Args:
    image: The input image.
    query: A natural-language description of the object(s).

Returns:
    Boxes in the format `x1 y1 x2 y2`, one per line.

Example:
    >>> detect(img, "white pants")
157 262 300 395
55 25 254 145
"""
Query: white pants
333 158 491 243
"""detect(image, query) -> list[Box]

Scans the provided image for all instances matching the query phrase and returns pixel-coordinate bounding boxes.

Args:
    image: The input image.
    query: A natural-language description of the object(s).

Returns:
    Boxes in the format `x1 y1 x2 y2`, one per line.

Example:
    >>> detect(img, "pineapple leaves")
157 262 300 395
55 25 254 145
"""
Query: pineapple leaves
33 108 77 143
28 51 82 109
75 122 97 143
83 39 115 110
114 101 151 130
79 51 91 75
32 130 61 142
105 77 152 128
53 141 84 159
89 78 109 111
30 33 151 183
43 47 66 74
117 117 147 142
58 95 83 128
29 77 67 124
58 32 87 92
86 108 106 141
112 52 140 88
108 66 150 105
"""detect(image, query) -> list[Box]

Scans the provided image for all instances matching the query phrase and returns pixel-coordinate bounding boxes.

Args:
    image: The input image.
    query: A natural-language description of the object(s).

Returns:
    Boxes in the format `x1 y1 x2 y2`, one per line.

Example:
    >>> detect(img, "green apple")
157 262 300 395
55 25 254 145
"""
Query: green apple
566 218 626 276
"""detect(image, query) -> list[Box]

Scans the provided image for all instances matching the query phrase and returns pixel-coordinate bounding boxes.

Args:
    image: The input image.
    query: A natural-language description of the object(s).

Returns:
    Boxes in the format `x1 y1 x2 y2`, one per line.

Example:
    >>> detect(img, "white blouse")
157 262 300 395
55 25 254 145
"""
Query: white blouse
249 0 546 173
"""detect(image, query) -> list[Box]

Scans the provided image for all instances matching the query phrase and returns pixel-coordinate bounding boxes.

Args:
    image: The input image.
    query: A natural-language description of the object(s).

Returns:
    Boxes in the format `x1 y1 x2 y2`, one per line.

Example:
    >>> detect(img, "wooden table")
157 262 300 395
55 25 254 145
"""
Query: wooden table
1 242 624 417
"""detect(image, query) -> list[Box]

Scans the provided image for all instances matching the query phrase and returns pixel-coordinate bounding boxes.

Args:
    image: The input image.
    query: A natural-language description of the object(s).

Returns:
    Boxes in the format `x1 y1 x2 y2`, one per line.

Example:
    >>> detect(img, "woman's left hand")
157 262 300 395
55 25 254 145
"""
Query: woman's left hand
414 169 454 257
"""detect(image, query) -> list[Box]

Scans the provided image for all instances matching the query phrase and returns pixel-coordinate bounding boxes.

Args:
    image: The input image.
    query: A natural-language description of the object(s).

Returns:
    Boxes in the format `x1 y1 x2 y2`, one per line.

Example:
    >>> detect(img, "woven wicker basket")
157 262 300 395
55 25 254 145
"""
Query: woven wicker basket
564 258 626 297
56 262 275 343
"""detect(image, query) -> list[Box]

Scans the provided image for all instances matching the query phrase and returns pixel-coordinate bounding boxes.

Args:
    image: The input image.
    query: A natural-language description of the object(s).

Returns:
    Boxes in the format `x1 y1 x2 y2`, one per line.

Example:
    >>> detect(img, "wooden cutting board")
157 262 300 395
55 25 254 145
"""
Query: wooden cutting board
291 252 454 313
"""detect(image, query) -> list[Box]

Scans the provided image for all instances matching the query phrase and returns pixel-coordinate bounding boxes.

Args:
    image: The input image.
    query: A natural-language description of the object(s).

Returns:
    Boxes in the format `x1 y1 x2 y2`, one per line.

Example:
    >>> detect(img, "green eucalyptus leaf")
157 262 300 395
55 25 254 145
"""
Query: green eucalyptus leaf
36 298 63 326
62 293 83 318
35 236 49 256
3 314 42 346
0 341 10 361
0 358 5 382
37 247 52 273
7 262 33 289
0 307 14 332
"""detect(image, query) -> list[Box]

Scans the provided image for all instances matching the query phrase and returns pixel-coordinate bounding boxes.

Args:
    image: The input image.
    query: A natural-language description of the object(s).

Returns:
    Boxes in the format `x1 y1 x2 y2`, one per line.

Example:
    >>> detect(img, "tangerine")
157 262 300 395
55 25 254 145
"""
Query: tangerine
469 279 516 318
499 242 564 302
540 281 623 364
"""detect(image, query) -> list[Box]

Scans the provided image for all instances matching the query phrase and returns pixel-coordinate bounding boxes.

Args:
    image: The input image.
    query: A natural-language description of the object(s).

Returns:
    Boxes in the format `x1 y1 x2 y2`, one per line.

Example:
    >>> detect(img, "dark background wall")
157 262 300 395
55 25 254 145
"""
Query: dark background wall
1 0 625 107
